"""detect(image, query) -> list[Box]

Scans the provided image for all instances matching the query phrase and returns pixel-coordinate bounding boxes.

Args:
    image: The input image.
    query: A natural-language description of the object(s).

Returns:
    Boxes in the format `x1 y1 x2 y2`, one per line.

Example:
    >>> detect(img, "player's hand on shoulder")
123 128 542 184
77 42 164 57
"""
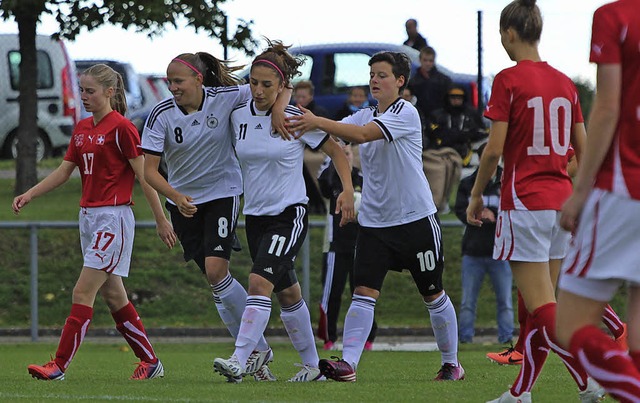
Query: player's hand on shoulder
286 104 318 138
271 108 293 141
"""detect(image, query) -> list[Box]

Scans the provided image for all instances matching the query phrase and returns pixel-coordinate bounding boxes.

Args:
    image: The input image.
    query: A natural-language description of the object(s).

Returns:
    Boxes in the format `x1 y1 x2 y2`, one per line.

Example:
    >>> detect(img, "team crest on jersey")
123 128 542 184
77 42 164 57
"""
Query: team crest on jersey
74 134 84 147
206 115 219 128
270 130 280 138
96 135 105 145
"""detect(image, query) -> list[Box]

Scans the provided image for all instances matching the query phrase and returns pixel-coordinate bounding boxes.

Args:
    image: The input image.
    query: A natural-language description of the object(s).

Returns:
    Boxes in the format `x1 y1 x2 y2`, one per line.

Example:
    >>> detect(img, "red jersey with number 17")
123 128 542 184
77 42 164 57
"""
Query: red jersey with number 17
484 60 583 211
590 0 640 200
64 111 142 207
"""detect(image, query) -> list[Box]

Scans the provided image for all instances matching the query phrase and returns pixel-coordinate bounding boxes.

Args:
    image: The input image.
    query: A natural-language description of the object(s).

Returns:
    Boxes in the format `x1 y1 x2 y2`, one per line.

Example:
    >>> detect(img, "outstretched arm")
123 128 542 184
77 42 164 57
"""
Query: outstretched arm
287 105 384 144
130 155 176 249
12 160 76 214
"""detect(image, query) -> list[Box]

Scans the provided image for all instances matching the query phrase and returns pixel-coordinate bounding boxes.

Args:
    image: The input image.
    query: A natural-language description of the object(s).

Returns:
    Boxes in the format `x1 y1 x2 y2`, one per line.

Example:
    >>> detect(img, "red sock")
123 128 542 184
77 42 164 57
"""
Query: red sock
55 304 93 371
534 303 589 391
602 304 625 339
629 351 640 371
112 302 157 364
513 291 528 354
510 304 550 396
571 324 640 402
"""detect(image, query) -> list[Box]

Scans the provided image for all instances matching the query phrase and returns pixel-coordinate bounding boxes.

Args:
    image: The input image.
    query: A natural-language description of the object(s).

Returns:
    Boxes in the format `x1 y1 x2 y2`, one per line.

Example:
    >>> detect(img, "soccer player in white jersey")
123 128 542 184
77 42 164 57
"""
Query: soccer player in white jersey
466 1 603 402
141 52 291 382
287 51 464 382
212 39 355 383
16 64 175 381
556 0 640 400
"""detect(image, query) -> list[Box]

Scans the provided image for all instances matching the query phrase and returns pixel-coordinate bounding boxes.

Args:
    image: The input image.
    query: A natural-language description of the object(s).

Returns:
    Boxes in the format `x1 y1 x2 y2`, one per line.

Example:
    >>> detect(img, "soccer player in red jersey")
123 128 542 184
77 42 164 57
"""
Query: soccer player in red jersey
466 1 604 401
13 64 175 381
556 0 640 400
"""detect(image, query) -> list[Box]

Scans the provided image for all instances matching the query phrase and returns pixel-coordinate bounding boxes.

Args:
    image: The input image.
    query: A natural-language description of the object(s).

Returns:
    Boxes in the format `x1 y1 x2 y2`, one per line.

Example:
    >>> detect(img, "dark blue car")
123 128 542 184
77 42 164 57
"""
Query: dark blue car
242 42 488 118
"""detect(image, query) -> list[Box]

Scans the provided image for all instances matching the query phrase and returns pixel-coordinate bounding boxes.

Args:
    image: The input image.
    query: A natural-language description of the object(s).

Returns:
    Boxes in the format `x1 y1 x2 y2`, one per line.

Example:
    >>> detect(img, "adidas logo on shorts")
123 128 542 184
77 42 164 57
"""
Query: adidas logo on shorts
214 245 224 251
264 267 273 274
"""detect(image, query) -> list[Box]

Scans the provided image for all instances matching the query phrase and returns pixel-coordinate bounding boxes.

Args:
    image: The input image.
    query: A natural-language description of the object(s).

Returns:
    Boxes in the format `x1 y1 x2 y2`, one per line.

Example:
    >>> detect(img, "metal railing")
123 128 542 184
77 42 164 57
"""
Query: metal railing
0 219 462 341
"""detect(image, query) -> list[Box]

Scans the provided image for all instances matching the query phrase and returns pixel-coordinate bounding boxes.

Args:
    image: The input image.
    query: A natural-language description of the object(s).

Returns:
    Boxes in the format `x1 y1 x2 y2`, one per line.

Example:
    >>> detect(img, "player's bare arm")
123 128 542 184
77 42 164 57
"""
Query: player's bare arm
271 87 293 140
130 155 176 249
12 160 76 214
143 153 197 218
287 104 384 144
321 138 355 226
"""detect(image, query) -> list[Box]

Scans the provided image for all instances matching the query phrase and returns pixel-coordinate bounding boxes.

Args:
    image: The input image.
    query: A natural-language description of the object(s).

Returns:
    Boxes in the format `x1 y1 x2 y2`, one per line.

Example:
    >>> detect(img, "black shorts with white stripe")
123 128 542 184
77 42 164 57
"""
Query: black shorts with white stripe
245 204 308 293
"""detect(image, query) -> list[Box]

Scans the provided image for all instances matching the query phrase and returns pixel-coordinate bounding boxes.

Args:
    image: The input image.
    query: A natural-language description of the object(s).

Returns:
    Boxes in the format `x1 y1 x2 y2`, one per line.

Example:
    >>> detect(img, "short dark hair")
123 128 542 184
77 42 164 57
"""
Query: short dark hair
369 51 411 95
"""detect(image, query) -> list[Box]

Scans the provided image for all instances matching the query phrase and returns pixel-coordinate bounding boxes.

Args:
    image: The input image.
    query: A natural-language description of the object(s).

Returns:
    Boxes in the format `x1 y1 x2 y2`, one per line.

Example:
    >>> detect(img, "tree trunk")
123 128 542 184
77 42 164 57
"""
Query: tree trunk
13 5 40 195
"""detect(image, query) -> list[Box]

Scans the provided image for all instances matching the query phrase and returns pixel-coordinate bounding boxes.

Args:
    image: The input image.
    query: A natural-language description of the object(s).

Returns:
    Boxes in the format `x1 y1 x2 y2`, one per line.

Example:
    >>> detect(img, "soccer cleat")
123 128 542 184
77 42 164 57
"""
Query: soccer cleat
615 324 628 352
486 347 523 365
288 364 326 382
318 356 356 382
434 363 465 381
486 390 532 403
364 341 374 351
131 360 164 380
253 364 277 382
579 377 606 403
213 355 244 379
245 349 274 375
27 360 65 381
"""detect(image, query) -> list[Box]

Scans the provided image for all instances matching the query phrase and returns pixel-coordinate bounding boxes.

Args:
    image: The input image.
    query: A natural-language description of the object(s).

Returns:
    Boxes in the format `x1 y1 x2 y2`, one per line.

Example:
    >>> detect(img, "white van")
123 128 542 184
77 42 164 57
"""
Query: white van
0 34 81 160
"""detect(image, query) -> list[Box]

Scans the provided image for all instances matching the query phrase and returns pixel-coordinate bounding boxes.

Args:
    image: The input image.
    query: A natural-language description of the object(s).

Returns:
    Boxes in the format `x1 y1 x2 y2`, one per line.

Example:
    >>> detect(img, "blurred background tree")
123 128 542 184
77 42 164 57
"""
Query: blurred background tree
0 0 256 194
573 77 595 124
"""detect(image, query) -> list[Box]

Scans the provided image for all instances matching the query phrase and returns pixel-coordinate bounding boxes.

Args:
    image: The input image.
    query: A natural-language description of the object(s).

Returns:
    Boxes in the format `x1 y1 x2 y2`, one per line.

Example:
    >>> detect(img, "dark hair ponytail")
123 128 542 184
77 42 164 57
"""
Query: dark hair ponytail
251 38 305 88
172 52 244 87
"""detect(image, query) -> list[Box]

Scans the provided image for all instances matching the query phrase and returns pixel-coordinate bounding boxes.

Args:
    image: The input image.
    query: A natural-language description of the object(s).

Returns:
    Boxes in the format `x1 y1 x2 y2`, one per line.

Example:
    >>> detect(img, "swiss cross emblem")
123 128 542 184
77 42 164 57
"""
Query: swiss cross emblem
74 134 84 147
97 135 105 145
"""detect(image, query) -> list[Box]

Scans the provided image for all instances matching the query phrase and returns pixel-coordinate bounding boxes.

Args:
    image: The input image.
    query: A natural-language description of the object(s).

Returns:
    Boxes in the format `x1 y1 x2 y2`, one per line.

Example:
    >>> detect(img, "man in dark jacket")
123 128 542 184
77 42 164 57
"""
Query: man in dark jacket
423 85 488 213
454 144 514 345
408 46 452 119
403 19 428 51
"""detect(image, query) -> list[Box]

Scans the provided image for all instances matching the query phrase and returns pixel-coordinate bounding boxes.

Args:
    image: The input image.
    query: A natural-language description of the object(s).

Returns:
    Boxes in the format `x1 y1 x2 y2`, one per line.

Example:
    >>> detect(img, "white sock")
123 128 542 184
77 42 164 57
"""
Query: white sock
342 295 376 369
281 299 319 367
425 292 459 365
212 274 270 351
234 295 271 367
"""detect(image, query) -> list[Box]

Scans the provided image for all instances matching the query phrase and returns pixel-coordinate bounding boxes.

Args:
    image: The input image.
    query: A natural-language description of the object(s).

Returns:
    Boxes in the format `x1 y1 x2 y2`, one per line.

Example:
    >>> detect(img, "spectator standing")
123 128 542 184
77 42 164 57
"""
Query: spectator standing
335 86 370 120
403 18 428 51
402 87 429 149
425 86 488 213
294 80 330 215
288 51 463 383
555 0 640 400
19 64 175 381
408 46 452 120
317 143 377 351
454 144 513 345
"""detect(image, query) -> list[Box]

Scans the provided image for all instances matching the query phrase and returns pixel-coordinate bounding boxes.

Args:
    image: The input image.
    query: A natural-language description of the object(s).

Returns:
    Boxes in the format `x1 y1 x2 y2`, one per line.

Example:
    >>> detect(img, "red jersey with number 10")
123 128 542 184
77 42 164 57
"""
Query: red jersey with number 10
484 60 583 211
64 111 142 207
590 0 640 200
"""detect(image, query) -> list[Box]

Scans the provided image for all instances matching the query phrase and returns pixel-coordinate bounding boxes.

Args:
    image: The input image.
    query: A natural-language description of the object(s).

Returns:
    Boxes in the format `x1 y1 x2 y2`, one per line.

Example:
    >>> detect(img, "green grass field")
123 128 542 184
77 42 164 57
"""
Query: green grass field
0 341 615 402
